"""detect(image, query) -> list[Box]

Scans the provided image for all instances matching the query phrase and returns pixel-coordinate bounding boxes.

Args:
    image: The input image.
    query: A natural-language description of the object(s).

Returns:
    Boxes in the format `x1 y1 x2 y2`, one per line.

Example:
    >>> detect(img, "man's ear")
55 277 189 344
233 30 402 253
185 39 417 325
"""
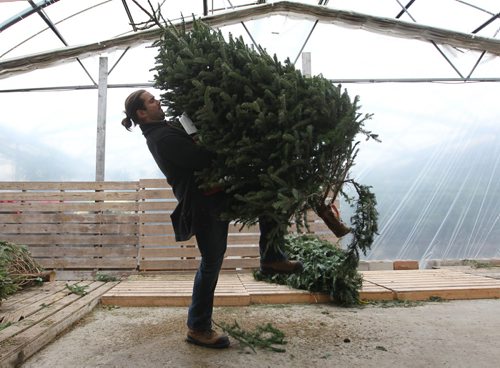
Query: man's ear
136 109 147 121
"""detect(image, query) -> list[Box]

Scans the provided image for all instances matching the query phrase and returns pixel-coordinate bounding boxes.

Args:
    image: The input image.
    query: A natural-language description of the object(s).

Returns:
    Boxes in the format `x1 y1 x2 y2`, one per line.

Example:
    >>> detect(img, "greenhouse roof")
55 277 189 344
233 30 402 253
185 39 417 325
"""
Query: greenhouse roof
1 0 499 88
0 1 499 262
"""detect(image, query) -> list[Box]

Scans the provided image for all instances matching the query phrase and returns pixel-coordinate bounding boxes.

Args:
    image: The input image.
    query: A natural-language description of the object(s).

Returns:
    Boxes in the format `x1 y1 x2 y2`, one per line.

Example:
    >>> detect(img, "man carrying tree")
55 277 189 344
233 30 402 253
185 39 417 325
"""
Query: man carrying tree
121 89 302 349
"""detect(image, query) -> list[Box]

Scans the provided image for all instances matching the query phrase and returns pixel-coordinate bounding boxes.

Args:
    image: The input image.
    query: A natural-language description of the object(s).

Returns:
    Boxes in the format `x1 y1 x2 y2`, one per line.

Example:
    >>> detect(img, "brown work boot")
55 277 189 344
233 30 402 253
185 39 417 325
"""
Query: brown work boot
260 260 303 275
186 329 230 349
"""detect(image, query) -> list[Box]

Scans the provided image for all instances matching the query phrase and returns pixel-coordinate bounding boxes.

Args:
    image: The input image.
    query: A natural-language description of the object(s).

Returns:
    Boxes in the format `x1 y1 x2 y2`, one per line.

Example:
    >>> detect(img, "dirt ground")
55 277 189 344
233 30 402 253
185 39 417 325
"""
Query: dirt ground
21 297 500 368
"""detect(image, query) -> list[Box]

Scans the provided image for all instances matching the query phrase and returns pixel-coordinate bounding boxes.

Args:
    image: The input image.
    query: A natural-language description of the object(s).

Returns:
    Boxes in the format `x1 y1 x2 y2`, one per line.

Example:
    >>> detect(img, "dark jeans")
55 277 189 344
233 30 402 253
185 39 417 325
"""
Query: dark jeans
187 202 286 331
187 195 229 331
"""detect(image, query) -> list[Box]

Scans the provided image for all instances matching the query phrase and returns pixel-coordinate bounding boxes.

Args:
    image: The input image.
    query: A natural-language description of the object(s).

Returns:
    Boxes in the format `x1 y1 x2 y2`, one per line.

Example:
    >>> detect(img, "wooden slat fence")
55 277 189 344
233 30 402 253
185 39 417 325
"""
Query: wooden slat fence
0 181 140 273
0 179 337 275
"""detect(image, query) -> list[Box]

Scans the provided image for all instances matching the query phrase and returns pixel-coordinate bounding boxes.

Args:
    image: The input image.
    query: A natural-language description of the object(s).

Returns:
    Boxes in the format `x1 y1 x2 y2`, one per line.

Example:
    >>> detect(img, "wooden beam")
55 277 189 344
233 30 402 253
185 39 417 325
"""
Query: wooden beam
1 1 500 79
0 181 139 190
95 56 108 182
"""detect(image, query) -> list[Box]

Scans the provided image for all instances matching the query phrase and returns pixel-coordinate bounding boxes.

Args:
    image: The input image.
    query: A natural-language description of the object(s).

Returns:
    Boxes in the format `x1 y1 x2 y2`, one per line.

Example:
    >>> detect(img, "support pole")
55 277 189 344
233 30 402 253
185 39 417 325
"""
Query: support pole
302 52 311 77
203 0 208 16
95 56 108 182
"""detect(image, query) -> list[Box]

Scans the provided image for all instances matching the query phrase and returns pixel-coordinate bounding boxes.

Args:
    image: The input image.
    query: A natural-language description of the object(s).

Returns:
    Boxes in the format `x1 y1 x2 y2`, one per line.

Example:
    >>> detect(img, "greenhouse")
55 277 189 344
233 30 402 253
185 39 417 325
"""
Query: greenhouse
0 1 499 366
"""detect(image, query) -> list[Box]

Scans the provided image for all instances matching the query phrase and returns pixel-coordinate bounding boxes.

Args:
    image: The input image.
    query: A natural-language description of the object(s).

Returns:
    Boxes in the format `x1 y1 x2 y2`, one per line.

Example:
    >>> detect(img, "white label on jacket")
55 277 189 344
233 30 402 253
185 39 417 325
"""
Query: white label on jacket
179 113 198 135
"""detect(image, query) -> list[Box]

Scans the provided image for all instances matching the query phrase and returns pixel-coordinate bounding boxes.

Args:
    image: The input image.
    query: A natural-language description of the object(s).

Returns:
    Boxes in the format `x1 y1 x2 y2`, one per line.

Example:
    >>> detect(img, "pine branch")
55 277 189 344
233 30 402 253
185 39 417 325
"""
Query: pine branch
213 320 287 353
130 0 165 30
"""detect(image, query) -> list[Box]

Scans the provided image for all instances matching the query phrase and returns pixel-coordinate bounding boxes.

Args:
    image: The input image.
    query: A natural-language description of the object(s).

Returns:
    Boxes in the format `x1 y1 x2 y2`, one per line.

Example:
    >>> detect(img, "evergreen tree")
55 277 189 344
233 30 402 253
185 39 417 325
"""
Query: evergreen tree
151 18 378 263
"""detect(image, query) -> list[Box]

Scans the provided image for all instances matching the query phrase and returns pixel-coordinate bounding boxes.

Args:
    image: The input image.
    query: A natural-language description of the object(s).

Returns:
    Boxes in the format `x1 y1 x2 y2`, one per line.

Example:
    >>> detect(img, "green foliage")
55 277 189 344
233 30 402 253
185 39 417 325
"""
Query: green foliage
65 283 88 296
362 299 425 308
344 183 379 261
0 322 12 331
463 259 493 269
0 240 44 301
255 234 363 306
95 273 118 282
152 19 378 255
214 320 287 353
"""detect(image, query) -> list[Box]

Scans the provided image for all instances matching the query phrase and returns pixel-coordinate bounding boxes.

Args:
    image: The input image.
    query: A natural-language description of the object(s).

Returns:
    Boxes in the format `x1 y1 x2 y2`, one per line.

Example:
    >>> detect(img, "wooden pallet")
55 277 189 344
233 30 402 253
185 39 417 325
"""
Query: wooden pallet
361 269 500 301
101 269 500 307
0 280 118 368
100 272 331 307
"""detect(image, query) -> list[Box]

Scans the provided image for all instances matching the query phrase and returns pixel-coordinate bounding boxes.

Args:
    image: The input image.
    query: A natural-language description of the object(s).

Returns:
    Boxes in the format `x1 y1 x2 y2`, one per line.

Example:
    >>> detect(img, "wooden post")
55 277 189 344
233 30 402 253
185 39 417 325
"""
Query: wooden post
95 57 108 182
302 51 311 77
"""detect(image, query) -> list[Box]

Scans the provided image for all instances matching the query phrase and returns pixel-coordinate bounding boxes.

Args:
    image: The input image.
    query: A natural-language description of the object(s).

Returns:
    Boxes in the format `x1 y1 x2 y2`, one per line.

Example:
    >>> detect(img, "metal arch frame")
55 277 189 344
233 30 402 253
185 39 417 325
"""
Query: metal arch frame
289 0 500 81
24 0 98 85
0 0 143 82
0 1 499 85
2 76 500 95
0 0 59 32
0 1 114 60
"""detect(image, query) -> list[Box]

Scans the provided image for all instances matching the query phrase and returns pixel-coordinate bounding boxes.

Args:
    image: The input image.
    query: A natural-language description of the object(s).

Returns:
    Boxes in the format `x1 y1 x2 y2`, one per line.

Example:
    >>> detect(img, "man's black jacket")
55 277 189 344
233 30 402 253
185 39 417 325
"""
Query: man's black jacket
140 121 219 241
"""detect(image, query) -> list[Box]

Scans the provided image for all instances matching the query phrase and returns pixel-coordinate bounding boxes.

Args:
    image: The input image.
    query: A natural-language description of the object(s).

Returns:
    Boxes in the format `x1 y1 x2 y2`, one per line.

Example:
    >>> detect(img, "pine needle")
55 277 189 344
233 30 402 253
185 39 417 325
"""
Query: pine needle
213 320 287 353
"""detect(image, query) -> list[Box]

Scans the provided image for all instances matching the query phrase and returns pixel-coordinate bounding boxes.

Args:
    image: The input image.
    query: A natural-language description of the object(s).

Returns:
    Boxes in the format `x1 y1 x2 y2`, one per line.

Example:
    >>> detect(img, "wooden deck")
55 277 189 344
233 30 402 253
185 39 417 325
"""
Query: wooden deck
1 268 500 367
362 268 500 301
0 280 118 368
100 268 500 306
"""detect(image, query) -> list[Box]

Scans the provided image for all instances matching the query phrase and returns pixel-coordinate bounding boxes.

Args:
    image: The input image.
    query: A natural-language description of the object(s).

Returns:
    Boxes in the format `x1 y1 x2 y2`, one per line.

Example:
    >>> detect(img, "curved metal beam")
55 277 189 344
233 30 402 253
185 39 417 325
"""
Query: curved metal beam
1 1 499 80
0 0 59 33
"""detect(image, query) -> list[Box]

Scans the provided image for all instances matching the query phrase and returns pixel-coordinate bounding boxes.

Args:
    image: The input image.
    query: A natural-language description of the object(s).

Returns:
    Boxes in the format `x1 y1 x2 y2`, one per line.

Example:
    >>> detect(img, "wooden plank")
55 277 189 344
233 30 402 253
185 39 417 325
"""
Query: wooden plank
139 213 172 223
0 282 76 319
239 273 392 303
37 258 137 270
101 276 250 307
141 213 270 225
1 281 92 325
0 182 139 190
0 201 139 212
396 288 500 301
28 246 138 258
0 213 139 224
0 191 139 201
361 269 500 301
359 280 396 301
139 258 259 271
100 294 193 307
139 178 169 188
137 214 312 233
140 223 175 235
138 189 176 200
140 223 261 236
237 273 330 304
1 223 138 234
0 234 138 245
139 245 258 258
0 282 90 342
0 281 118 367
249 292 330 304
227 234 261 244
139 236 195 246
138 201 176 211
140 234 260 246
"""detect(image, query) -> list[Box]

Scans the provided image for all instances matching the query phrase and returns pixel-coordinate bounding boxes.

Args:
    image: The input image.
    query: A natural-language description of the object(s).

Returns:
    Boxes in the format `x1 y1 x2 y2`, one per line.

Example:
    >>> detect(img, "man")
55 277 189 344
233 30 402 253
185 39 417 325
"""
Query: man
121 89 302 349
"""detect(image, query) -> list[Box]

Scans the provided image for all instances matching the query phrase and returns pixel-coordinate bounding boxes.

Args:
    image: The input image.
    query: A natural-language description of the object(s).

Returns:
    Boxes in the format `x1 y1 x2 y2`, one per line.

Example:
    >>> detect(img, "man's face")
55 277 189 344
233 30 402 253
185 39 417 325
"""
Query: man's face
138 92 165 123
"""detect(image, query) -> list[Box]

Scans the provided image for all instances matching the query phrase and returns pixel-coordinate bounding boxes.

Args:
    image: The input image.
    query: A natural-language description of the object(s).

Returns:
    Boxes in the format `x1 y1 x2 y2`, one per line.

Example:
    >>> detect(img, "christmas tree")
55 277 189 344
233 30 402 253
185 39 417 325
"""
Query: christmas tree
150 17 378 266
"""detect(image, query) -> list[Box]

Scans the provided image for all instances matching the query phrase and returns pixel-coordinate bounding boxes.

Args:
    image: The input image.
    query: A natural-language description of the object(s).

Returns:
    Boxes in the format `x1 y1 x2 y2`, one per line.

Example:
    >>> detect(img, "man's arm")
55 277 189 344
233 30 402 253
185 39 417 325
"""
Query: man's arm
157 129 214 171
